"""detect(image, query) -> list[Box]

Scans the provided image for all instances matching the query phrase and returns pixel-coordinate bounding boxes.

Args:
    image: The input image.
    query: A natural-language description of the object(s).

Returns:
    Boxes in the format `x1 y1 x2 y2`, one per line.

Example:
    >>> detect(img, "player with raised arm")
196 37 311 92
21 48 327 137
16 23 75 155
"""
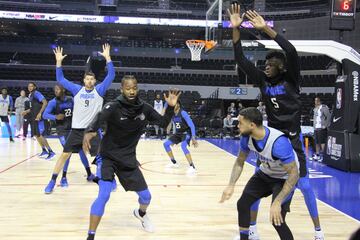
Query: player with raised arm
228 4 324 239
44 44 115 194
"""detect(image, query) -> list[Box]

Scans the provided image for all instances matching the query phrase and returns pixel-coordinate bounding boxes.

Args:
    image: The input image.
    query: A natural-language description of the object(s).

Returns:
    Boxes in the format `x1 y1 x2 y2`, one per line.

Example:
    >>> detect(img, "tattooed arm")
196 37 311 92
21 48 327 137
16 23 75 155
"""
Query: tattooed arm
270 161 299 226
219 151 249 203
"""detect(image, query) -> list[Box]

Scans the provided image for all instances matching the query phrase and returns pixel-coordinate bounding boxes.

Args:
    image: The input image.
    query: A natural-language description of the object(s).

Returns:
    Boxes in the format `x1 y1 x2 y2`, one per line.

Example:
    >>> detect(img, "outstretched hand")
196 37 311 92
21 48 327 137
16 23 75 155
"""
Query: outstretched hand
227 3 245 28
98 43 111 62
164 89 181 107
53 46 67 63
245 10 266 30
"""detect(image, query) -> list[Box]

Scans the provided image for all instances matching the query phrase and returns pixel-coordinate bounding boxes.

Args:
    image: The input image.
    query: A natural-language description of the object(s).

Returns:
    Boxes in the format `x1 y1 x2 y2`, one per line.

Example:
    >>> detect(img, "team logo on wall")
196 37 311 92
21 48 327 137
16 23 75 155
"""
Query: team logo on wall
336 88 342 109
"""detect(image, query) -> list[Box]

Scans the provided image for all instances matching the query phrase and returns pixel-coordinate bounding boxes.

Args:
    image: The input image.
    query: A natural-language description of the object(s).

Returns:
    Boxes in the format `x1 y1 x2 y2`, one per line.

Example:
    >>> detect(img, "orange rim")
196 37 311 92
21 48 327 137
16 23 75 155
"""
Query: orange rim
186 40 217 50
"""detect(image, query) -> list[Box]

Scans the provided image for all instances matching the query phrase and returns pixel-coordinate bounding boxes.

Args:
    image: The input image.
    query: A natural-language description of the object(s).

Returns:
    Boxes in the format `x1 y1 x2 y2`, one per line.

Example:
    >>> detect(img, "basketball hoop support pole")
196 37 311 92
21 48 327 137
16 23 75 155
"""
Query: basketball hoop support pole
205 0 222 41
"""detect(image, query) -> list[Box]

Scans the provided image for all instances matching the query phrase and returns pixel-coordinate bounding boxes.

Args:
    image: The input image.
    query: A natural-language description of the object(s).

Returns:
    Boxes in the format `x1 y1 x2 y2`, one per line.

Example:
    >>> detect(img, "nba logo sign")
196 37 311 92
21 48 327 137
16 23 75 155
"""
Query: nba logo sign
336 88 342 109
327 136 332 155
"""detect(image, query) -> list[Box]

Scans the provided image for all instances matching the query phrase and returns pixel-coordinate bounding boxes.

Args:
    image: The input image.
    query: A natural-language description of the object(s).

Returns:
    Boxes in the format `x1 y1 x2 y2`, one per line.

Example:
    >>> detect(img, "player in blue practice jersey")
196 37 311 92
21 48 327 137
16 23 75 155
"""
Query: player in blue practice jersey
220 108 299 240
43 84 93 188
163 101 198 174
44 44 115 194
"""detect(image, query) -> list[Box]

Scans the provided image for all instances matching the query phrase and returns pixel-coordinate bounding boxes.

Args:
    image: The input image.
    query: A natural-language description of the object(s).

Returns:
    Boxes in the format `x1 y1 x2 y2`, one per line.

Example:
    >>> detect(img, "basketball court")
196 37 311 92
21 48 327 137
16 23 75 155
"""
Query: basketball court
0 138 358 239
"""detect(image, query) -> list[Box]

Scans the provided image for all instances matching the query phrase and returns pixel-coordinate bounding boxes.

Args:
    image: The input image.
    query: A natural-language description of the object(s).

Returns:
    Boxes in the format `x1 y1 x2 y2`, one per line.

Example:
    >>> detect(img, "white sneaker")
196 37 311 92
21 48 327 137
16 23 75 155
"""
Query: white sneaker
249 225 260 240
315 230 324 240
309 154 319 161
186 166 197 175
165 162 179 169
133 209 154 233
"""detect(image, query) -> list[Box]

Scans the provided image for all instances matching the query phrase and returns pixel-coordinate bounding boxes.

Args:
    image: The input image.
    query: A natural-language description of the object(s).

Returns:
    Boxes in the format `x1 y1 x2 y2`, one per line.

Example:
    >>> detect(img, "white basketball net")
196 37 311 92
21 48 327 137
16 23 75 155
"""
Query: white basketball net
186 41 205 61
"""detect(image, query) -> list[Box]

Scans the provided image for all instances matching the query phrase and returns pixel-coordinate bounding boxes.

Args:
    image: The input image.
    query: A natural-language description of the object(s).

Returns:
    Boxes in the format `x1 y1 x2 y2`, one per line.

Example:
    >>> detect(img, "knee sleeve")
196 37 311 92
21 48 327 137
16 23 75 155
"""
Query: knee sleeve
163 140 172 152
181 141 190 155
250 199 260 212
297 176 318 218
237 194 257 228
90 180 112 216
137 189 152 205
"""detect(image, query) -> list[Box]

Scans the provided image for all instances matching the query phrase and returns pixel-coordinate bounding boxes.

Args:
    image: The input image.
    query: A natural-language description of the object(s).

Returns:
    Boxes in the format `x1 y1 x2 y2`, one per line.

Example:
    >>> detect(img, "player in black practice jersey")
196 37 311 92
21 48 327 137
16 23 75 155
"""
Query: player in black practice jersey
82 75 181 240
228 3 324 240
163 101 198 174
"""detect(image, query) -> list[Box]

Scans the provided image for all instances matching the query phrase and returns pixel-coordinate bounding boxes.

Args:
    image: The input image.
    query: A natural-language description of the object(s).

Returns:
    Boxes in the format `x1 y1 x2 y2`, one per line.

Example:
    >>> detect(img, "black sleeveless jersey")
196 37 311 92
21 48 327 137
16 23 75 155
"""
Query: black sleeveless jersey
234 34 302 134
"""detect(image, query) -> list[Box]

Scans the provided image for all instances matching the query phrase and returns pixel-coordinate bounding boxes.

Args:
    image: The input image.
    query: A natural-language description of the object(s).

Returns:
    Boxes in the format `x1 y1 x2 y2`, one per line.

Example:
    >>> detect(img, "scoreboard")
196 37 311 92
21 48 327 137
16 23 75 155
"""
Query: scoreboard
330 0 357 30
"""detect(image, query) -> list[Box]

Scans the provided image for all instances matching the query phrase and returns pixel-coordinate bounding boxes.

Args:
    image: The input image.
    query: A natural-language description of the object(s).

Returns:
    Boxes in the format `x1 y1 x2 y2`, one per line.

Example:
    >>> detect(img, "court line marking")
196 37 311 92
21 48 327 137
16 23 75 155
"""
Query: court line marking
205 140 360 223
0 153 39 174
140 160 216 176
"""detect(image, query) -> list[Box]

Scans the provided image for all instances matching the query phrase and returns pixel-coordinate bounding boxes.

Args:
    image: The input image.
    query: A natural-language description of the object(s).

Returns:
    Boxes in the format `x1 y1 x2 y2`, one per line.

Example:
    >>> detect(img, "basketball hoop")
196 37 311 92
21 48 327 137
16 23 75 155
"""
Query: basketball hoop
186 40 217 61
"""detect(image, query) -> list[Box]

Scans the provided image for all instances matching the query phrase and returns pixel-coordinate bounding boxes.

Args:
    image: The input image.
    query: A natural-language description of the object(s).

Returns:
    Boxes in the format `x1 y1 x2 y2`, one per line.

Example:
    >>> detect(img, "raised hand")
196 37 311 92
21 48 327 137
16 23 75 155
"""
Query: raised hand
99 43 111 62
164 89 181 107
245 10 266 30
227 3 245 28
53 46 67 64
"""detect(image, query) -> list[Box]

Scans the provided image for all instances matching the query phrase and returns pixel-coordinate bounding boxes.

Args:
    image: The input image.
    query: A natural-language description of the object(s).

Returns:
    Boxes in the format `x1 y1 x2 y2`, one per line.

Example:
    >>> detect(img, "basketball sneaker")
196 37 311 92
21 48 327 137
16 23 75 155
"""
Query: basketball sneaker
86 173 96 182
133 209 154 233
39 150 49 158
44 180 56 194
315 230 325 240
60 177 68 187
249 225 260 240
165 162 179 169
45 151 56 160
309 154 319 161
186 166 197 175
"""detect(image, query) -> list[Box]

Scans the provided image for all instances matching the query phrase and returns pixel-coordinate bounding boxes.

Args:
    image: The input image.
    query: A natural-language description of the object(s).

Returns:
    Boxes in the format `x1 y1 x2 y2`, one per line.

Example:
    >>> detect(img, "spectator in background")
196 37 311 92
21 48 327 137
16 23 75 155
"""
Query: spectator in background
227 102 237 117
257 101 268 126
22 97 33 139
153 94 164 138
310 97 331 162
237 102 244 115
223 114 234 137
197 100 207 118
0 87 14 142
15 90 29 137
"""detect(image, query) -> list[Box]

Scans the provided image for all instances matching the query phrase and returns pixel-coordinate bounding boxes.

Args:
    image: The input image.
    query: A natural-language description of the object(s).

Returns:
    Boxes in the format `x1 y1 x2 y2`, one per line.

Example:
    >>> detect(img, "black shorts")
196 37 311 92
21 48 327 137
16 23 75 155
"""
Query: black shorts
63 129 100 156
314 129 327 145
31 120 45 137
243 171 294 212
168 133 191 145
0 116 9 123
100 157 148 192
